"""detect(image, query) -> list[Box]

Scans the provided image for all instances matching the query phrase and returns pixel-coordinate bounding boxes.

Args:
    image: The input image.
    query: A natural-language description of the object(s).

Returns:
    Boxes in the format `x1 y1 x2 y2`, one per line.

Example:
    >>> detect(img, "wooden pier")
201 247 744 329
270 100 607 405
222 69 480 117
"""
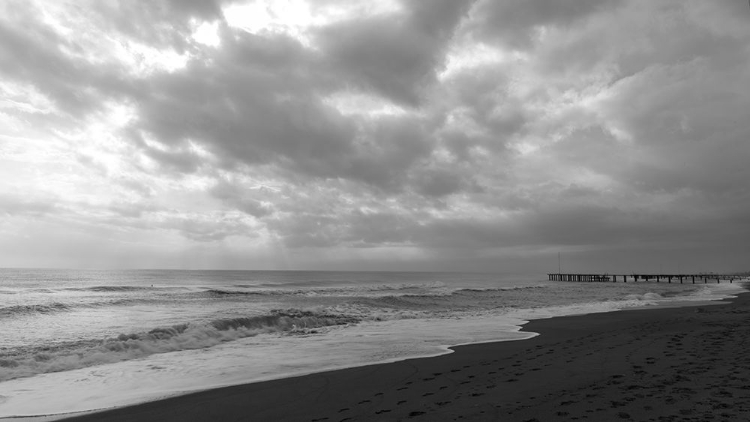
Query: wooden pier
548 273 742 284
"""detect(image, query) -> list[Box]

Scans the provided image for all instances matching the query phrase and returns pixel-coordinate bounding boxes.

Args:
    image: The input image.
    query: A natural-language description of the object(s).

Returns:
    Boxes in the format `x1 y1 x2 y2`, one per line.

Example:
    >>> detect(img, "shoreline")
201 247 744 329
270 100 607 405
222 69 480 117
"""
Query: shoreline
57 286 750 421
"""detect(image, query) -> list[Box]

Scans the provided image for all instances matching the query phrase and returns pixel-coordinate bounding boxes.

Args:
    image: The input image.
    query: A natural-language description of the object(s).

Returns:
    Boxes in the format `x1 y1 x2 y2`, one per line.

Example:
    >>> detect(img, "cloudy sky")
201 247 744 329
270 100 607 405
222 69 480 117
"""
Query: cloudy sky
1 0 749 273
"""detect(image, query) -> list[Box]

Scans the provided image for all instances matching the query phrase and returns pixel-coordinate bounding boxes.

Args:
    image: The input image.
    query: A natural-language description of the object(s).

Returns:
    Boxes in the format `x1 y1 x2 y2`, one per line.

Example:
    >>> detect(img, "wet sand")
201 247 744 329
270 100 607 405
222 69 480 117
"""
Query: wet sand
63 289 750 421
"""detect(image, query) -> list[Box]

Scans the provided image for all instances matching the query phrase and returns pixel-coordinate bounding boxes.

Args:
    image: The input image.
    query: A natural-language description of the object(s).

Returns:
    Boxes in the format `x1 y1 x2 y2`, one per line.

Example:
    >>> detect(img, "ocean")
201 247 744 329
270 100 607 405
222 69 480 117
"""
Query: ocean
0 269 742 419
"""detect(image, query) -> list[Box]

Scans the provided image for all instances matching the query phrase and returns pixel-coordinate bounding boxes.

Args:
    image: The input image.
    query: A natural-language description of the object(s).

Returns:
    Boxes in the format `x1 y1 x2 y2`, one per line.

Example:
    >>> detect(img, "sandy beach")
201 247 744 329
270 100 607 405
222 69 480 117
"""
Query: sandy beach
62 287 750 422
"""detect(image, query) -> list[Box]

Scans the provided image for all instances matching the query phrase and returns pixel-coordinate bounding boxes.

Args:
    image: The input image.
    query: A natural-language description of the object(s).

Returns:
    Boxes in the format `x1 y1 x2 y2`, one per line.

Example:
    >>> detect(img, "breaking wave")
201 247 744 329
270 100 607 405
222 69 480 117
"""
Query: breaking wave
0 309 358 382
204 289 267 296
0 303 71 317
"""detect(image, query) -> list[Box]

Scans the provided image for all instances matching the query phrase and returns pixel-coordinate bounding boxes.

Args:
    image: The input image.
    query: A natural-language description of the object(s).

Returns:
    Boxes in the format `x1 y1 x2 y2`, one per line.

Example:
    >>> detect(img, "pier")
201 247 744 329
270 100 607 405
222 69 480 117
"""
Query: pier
548 273 742 284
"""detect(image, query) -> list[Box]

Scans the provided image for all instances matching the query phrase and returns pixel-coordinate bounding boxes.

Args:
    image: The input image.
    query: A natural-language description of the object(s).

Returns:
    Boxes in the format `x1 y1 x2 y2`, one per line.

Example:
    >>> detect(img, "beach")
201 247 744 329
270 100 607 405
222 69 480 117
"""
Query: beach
7 270 740 419
60 286 750 421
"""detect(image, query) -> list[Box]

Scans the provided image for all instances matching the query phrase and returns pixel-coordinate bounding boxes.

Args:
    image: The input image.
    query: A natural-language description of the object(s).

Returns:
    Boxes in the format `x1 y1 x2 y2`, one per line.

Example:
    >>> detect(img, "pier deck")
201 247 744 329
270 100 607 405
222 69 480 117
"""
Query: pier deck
548 273 742 284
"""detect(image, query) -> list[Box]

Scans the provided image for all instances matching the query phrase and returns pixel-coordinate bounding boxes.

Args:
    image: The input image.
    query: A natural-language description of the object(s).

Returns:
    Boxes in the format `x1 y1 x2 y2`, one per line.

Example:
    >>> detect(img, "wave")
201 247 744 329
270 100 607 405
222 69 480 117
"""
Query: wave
204 289 266 296
197 282 454 298
624 292 664 301
455 285 549 293
0 298 168 319
66 285 152 292
0 303 71 317
346 286 551 311
0 309 359 382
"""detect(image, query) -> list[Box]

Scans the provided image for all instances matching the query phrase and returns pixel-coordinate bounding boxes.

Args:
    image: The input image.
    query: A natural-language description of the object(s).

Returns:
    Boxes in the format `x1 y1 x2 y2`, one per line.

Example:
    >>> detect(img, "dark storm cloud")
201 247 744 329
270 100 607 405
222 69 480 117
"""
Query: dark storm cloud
341 116 433 190
436 65 526 155
550 5 750 233
464 1 750 262
126 11 469 193
598 61 750 195
128 30 355 173
314 0 474 106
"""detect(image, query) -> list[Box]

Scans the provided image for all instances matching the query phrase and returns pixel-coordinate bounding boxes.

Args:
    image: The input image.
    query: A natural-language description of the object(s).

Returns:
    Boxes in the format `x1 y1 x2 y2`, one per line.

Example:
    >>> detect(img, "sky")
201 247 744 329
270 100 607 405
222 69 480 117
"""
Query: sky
1 0 749 273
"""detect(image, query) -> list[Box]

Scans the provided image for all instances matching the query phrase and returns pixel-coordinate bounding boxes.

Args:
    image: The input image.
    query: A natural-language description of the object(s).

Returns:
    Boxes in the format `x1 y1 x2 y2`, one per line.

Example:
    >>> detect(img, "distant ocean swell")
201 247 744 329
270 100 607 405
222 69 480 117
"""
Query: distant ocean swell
66 285 152 292
0 310 359 382
0 298 163 318
202 281 463 297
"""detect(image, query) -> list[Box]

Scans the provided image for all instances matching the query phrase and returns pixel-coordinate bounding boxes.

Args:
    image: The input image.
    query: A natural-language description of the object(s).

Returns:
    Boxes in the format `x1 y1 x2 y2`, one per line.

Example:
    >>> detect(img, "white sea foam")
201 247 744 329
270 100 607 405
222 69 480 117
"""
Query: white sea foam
0 311 357 382
0 314 533 420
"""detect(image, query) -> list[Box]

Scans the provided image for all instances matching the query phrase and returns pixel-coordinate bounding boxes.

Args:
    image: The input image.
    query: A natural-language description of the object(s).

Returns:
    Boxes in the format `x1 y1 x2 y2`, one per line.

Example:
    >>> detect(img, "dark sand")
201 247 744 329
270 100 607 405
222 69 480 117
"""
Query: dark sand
64 289 750 421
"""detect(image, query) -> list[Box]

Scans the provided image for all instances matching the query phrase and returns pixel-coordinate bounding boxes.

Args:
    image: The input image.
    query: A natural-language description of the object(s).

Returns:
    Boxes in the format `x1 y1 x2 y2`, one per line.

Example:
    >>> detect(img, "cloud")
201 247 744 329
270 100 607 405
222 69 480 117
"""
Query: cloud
209 179 274 218
0 3 133 118
1 0 750 271
0 193 57 217
89 0 224 52
125 27 448 192
173 213 257 242
128 29 356 173
314 0 474 106
468 0 624 49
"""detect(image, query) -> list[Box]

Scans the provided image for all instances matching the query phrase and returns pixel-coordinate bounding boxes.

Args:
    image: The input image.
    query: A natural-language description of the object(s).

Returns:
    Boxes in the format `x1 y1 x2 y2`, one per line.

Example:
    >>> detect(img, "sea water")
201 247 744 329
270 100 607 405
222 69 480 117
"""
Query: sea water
0 269 742 419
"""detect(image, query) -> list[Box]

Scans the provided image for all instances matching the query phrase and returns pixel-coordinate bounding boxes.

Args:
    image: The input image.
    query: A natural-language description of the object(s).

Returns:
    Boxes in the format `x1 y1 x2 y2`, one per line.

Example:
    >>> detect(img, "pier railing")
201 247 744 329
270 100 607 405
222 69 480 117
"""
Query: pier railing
548 273 743 284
